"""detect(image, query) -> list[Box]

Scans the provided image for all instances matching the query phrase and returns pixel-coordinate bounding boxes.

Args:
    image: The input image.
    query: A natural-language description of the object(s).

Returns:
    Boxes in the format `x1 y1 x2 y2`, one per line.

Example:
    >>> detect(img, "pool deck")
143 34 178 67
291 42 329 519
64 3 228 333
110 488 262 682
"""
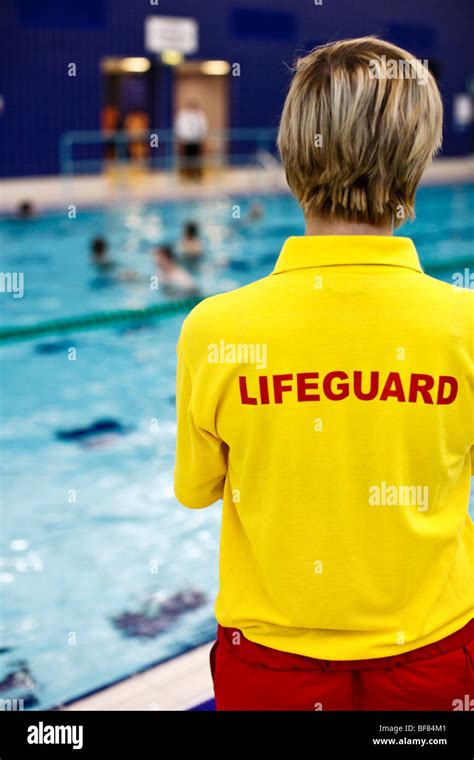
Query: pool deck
0 166 287 213
1 157 473 213
59 640 215 711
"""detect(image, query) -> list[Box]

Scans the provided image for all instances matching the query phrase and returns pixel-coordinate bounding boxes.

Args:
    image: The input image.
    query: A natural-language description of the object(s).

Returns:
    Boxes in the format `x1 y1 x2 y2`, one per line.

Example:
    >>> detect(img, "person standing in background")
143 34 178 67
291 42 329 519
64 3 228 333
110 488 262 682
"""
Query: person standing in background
101 105 120 163
174 101 208 181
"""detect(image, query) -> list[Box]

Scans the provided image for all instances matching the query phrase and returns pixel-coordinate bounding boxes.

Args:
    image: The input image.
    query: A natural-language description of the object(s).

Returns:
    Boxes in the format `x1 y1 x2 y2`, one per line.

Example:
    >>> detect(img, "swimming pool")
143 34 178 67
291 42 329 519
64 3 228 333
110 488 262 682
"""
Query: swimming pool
0 195 300 326
0 187 473 709
1 186 473 326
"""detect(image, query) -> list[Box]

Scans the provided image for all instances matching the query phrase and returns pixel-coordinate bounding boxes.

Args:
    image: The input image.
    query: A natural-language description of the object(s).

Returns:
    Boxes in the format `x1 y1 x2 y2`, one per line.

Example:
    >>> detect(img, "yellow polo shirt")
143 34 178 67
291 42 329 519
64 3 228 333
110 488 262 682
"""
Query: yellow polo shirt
174 235 474 660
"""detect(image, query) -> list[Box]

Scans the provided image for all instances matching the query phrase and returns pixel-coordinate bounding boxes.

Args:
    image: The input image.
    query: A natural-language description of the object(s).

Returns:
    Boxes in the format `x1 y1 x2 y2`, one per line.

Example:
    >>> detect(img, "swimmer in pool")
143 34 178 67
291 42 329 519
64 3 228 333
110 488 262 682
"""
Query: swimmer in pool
246 201 264 222
154 245 199 297
179 221 203 268
90 237 139 283
111 589 207 639
15 200 36 220
56 418 131 448
90 237 116 271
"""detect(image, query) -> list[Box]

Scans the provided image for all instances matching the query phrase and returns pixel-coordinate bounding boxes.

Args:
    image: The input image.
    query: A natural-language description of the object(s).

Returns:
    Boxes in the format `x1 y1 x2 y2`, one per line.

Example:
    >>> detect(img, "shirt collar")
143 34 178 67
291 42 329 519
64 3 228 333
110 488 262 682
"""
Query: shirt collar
271 236 423 275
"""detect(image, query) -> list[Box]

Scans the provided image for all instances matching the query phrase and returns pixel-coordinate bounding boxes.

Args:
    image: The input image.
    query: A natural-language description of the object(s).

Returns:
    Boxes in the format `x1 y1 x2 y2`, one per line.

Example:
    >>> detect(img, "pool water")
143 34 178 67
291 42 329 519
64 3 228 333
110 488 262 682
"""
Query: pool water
0 195 300 326
1 318 221 709
1 186 473 326
0 187 473 710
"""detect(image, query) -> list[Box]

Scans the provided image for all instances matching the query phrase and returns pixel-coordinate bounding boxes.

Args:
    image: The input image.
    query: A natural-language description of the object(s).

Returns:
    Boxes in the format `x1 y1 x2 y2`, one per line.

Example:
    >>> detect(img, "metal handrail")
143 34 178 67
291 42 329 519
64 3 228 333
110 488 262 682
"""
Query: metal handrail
59 127 279 175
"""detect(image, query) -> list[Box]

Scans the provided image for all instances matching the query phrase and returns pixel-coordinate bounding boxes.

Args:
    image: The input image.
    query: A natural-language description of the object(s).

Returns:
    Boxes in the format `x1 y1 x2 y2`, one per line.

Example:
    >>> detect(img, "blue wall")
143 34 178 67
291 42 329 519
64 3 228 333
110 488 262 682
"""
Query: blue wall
0 0 472 177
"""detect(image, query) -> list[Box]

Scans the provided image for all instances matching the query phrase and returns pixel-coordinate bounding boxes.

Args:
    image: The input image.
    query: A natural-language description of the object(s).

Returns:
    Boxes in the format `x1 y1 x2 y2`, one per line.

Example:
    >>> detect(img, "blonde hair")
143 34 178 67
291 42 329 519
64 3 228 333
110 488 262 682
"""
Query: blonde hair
277 37 443 227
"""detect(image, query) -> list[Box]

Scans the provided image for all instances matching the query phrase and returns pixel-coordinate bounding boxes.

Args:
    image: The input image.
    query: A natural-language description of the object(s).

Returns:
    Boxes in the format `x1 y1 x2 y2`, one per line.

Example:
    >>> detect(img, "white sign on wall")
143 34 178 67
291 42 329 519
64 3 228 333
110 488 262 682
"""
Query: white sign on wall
145 16 198 54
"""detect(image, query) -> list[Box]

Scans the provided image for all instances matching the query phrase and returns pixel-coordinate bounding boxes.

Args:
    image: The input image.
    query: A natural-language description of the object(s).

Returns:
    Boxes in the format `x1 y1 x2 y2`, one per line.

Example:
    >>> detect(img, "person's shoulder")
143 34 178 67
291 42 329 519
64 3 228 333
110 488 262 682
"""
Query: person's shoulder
180 278 269 339
419 272 473 305
418 272 473 332
452 283 474 333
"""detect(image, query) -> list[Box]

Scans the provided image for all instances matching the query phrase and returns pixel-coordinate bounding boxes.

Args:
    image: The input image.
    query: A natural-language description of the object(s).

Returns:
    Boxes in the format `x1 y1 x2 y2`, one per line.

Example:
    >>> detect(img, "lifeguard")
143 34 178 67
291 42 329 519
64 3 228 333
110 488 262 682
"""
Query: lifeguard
174 36 474 711
238 370 458 405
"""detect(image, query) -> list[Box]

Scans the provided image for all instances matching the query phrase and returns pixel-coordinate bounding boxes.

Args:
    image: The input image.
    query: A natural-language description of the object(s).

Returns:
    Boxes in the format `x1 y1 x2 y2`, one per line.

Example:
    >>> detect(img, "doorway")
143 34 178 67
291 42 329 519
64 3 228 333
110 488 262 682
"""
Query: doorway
100 57 154 164
173 61 230 172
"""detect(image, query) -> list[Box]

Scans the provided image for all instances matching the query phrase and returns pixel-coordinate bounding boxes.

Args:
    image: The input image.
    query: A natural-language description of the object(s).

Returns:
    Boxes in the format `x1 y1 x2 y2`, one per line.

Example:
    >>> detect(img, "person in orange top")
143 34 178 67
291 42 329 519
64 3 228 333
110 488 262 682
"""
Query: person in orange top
174 37 474 710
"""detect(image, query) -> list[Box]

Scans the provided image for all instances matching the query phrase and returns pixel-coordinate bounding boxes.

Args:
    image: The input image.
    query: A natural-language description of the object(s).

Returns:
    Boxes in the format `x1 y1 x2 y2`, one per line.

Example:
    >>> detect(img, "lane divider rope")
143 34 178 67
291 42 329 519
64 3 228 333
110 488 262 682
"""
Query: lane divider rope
0 296 204 343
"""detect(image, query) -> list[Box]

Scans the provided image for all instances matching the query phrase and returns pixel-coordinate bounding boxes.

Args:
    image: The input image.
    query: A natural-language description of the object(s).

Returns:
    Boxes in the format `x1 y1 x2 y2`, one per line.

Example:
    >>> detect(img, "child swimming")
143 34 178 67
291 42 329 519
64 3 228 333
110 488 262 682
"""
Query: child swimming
154 244 199 296
179 221 203 268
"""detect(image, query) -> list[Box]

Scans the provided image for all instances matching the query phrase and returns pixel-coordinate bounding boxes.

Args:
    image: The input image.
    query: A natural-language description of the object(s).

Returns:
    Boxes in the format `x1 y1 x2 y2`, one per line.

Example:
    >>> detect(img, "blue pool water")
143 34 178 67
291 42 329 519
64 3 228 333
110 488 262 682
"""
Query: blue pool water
0 187 473 709
1 186 473 325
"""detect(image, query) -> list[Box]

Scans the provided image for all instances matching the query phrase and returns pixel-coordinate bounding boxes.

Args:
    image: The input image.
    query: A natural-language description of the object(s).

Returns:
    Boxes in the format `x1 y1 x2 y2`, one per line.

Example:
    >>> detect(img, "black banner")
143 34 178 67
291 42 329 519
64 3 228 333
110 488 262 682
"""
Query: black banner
0 710 473 757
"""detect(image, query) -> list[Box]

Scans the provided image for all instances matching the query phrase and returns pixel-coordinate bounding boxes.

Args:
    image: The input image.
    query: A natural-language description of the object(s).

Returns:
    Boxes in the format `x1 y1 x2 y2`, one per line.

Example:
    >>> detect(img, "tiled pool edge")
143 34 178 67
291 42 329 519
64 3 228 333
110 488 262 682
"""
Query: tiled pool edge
0 157 473 214
57 640 215 711
0 167 289 215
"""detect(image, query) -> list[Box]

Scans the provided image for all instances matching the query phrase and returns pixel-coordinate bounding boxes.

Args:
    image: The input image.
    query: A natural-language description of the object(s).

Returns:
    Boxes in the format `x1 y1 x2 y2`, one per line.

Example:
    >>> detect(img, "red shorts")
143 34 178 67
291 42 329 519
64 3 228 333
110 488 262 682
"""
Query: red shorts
210 620 474 710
